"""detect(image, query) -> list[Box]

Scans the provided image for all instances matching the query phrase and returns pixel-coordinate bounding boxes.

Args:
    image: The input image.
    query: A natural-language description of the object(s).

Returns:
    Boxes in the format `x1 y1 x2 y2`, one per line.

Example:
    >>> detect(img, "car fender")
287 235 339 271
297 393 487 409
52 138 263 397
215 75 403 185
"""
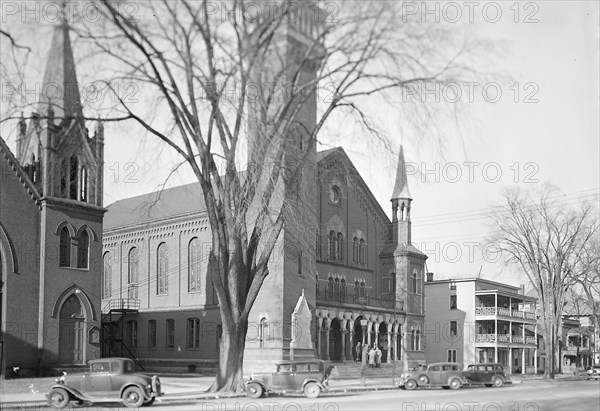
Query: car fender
301 379 327 391
446 375 465 386
49 384 87 401
120 382 152 400
245 379 268 391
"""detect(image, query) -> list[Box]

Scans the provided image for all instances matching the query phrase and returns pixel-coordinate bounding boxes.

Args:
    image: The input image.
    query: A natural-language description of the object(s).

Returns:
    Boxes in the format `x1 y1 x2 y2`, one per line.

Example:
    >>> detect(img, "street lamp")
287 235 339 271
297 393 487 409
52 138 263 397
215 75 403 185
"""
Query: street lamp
360 319 368 386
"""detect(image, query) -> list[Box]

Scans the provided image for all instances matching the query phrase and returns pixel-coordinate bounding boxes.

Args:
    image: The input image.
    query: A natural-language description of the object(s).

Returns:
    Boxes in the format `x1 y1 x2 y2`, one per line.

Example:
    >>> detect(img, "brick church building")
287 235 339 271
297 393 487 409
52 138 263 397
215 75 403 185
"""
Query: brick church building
1 6 429 375
0 21 105 374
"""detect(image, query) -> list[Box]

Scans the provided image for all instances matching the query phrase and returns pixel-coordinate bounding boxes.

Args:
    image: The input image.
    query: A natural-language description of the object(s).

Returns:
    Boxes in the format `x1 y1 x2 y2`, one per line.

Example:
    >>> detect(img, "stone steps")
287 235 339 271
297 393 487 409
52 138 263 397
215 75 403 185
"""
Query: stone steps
327 361 403 379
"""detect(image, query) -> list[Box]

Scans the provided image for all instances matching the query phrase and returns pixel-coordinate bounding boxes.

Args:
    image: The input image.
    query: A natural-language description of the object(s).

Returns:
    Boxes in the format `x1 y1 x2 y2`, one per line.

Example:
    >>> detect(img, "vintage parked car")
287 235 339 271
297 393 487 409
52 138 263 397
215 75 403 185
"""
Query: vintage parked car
587 364 600 380
47 357 162 408
245 360 334 399
462 363 511 387
399 362 468 390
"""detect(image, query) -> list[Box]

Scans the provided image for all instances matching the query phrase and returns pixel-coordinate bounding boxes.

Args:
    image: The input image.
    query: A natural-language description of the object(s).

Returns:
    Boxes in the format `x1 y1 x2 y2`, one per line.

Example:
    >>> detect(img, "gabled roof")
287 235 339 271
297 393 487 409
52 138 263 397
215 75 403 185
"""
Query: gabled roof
317 147 391 226
104 182 206 231
0 136 40 206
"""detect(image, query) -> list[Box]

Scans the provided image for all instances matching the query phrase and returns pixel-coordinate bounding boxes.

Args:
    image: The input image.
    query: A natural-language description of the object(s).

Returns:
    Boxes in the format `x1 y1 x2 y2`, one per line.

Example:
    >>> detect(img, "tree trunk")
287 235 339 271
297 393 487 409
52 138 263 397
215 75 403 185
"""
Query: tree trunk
209 318 249 393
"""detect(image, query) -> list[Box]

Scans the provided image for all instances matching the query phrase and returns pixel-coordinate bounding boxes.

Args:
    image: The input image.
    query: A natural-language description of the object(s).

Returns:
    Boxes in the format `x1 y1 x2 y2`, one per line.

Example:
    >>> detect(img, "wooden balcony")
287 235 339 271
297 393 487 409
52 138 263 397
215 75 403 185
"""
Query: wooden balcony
475 306 536 321
475 333 536 346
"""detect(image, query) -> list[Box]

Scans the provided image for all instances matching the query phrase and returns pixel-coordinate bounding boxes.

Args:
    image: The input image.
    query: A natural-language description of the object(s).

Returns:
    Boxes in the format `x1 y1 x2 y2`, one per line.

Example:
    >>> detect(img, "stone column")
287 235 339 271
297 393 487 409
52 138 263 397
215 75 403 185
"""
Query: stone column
387 331 393 363
340 319 347 363
349 326 354 361
323 319 330 360
374 321 379 348
367 321 372 346
317 317 323 359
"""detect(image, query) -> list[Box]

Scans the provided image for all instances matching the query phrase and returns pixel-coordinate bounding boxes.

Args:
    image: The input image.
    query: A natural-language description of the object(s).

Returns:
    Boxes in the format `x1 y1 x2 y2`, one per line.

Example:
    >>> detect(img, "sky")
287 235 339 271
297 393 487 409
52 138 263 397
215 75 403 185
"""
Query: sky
2 1 599 289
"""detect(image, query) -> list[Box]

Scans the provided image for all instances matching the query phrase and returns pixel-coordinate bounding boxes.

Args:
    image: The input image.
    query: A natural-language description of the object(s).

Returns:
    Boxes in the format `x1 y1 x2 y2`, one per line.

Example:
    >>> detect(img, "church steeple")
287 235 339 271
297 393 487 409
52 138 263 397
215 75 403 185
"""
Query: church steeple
39 17 83 121
391 145 412 245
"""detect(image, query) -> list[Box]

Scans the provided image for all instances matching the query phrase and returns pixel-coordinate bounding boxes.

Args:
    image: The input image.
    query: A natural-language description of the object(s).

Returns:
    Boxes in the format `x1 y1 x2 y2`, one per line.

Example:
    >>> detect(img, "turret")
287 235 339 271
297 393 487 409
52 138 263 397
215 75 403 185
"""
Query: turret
391 145 412 246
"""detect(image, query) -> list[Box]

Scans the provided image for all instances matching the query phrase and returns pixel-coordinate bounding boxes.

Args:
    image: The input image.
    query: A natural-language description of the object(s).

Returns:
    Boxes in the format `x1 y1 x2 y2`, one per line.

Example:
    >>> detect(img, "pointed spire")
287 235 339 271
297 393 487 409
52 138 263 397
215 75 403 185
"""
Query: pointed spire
391 145 411 200
38 14 83 121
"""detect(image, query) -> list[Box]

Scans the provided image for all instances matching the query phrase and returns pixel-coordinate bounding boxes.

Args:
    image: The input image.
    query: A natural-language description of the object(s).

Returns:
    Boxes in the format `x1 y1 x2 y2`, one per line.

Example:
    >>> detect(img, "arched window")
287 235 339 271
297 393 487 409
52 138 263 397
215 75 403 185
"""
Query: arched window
187 317 200 348
389 273 396 294
337 233 344 261
354 280 359 296
412 272 418 294
316 229 321 259
328 276 334 298
334 278 340 299
411 329 415 350
259 318 269 348
157 243 168 295
188 238 201 292
77 230 89 269
359 238 366 265
352 237 358 263
128 247 139 299
341 279 346 300
328 230 336 260
59 227 70 267
69 156 78 200
103 252 111 299
360 281 366 298
80 167 88 202
416 330 421 350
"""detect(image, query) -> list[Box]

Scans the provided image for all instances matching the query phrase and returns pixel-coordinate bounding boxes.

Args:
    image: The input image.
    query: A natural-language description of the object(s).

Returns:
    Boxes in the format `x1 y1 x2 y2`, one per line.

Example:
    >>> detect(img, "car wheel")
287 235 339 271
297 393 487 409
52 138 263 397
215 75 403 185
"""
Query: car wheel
492 377 504 388
122 386 145 408
404 379 417 390
143 397 156 406
449 378 461 390
246 382 264 399
48 388 70 409
304 382 321 399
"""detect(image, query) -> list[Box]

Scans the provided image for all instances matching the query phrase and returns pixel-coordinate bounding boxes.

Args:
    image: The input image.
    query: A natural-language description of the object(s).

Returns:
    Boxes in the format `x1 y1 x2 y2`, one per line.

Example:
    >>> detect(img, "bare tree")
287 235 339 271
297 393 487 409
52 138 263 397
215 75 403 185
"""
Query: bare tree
490 187 599 378
2 0 490 392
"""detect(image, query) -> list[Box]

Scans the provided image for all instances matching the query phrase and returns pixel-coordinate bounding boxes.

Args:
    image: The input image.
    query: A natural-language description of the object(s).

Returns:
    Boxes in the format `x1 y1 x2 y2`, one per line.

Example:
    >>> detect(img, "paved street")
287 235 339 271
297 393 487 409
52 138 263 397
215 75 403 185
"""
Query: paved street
3 380 598 410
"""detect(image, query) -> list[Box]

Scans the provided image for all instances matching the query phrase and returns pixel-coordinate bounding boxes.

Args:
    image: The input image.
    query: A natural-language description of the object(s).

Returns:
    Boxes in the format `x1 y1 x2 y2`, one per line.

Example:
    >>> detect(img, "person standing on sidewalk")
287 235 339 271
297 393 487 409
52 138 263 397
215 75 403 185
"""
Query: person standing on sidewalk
355 342 362 363
368 346 376 368
375 346 382 368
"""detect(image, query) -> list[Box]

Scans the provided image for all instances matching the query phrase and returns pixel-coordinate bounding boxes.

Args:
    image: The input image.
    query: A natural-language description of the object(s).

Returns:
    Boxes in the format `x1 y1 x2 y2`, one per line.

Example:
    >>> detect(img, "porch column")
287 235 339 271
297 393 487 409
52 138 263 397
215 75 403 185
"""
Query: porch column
494 346 498 363
508 347 512 374
387 331 393 363
317 318 323 359
348 326 354 361
521 348 525 374
323 319 330 360
340 319 347 363
374 321 380 347
367 321 372 346
534 348 538 373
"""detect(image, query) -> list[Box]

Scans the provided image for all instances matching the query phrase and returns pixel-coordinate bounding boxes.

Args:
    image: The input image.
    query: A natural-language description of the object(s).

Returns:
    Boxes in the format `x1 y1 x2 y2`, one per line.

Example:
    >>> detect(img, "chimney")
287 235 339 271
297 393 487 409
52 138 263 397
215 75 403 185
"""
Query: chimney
426 272 434 282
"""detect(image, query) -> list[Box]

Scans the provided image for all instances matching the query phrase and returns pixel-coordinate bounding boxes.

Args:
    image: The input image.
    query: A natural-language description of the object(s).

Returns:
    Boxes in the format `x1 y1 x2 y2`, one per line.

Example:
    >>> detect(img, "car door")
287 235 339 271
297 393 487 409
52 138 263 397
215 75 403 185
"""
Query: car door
428 365 442 385
88 362 112 396
463 365 476 382
271 364 294 390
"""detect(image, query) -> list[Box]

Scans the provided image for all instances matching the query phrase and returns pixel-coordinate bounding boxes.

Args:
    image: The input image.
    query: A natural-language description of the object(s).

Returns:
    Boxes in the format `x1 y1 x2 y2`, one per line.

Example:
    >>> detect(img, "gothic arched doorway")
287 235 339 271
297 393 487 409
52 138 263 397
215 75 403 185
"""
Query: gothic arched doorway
329 318 343 361
378 322 388 362
59 294 85 364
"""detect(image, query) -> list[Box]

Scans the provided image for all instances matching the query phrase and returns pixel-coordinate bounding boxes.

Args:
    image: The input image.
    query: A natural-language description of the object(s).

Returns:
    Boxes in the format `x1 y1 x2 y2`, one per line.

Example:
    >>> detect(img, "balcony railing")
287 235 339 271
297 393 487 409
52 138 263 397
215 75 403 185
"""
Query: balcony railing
475 306 536 320
476 334 537 345
102 298 140 313
316 288 402 310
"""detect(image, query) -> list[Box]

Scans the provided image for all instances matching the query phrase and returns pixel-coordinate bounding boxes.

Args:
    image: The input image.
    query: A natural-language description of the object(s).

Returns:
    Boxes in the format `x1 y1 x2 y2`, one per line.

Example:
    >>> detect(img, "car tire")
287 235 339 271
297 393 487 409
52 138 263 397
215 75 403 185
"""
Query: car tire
404 379 417 390
122 386 145 408
492 377 504 388
304 382 321 399
48 388 70 409
246 382 264 399
143 397 156 406
449 378 461 390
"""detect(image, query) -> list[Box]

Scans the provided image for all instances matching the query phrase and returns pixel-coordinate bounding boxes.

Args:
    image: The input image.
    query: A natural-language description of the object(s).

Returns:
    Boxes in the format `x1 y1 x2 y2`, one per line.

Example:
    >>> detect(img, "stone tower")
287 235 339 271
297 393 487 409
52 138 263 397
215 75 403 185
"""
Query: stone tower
391 146 427 369
243 2 326 371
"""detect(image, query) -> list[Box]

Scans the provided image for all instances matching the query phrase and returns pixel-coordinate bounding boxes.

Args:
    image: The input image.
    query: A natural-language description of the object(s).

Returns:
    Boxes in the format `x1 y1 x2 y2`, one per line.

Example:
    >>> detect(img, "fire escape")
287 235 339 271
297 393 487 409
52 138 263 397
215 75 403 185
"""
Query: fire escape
101 298 145 370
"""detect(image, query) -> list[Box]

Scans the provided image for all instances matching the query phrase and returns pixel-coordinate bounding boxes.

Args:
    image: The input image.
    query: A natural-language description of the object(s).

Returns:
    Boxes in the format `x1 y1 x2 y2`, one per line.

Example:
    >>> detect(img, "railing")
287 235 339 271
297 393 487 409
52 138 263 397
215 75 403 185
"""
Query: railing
476 334 537 344
102 298 140 313
475 306 536 320
475 334 496 342
316 288 402 310
526 336 537 344
498 334 509 342
512 335 524 343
